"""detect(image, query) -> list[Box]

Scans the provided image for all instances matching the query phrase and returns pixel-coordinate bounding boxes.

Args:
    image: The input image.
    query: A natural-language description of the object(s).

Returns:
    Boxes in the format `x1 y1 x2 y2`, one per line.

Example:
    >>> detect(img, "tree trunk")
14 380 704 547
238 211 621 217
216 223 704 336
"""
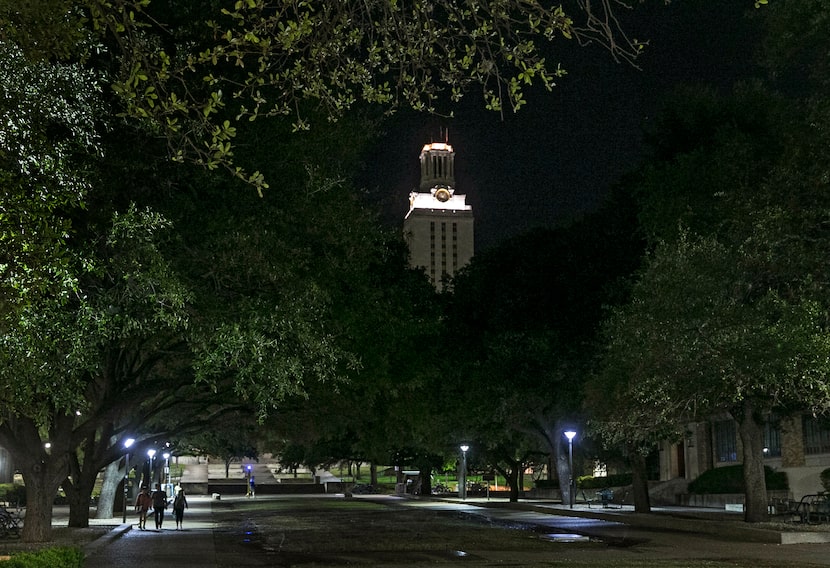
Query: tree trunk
518 467 525 498
537 420 572 505
20 464 64 542
63 471 94 529
738 401 769 523
95 460 122 519
65 485 92 528
506 468 520 502
369 463 378 486
64 448 105 528
0 417 69 542
418 464 432 496
628 447 652 513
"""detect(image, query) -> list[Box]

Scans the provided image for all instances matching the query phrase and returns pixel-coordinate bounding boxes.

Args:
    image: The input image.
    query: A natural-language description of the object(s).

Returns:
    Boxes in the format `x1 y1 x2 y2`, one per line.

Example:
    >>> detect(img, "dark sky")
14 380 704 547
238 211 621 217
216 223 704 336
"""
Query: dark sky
361 2 763 252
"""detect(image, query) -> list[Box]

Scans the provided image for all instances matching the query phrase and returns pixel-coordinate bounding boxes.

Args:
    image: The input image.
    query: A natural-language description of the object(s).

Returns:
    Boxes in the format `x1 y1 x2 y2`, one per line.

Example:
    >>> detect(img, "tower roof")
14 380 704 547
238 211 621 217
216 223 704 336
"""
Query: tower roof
419 141 455 192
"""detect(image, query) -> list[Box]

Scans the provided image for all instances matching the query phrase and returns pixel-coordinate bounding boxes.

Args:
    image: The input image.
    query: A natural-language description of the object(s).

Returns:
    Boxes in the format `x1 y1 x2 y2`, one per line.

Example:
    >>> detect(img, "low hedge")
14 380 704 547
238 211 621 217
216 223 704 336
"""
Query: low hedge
3 547 83 568
536 474 634 490
687 464 788 494
579 474 633 489
0 484 26 506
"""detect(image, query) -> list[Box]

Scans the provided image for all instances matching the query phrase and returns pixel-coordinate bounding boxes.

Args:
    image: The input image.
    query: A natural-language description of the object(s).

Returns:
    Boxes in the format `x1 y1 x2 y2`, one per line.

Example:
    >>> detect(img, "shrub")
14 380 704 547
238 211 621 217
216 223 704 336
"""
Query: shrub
820 468 830 493
0 484 26 506
687 465 788 494
578 473 633 489
4 547 83 568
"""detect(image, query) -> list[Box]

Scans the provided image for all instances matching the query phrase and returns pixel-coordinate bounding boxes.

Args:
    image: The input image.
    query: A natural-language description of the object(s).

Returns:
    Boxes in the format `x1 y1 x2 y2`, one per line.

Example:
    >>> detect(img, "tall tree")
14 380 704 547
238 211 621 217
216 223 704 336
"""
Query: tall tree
0 202 193 539
594 84 830 522
0 0 666 542
444 190 642 504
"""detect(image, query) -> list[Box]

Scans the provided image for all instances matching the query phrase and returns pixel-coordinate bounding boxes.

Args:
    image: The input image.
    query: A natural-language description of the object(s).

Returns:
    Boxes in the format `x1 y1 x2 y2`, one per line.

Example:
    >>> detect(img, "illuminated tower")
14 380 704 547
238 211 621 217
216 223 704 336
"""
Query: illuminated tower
403 140 474 291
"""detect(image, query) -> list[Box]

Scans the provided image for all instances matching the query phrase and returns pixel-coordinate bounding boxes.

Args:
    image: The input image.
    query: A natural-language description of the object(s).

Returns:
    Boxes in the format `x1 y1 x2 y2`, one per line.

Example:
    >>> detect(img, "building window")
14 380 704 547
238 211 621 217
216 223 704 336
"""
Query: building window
763 418 782 457
803 416 830 455
714 420 738 463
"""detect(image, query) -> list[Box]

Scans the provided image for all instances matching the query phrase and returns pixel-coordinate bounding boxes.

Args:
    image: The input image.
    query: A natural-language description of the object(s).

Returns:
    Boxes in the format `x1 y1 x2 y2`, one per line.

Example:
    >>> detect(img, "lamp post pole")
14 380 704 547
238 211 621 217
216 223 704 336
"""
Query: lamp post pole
122 438 135 524
147 449 156 487
564 431 577 509
459 444 469 500
163 452 171 496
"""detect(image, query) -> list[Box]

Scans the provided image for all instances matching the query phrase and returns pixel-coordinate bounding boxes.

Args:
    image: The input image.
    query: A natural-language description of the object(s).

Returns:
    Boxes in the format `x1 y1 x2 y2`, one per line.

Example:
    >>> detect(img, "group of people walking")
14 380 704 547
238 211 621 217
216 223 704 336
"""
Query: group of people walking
134 483 189 530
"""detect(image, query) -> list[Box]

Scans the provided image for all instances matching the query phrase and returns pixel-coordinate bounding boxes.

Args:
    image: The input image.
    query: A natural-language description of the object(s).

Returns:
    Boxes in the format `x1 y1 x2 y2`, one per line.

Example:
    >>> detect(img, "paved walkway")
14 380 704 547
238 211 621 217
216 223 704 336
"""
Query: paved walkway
72 494 830 567
78 496 217 568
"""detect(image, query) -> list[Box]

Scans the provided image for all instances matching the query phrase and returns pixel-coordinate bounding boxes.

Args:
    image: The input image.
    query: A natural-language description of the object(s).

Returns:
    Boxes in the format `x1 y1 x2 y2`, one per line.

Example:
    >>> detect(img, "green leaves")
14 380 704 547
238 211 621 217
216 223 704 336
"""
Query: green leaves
83 0 641 192
594 83 830 450
0 40 102 314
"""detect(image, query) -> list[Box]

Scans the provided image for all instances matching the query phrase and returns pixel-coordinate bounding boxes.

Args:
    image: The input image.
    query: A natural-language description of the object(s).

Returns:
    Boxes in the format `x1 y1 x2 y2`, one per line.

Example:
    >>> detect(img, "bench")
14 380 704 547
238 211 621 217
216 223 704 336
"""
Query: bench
0 506 21 538
581 488 623 509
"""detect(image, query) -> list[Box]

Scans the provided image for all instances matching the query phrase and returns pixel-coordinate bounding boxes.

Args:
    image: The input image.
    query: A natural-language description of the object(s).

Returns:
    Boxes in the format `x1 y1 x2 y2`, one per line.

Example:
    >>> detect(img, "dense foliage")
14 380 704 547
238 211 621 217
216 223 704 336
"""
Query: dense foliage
687 465 788 494
3 547 84 568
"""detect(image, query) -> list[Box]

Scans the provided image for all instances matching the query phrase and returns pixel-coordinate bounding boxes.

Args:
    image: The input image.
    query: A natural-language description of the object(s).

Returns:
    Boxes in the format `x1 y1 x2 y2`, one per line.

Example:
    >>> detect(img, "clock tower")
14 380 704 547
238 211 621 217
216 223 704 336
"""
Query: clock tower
403 140 474 291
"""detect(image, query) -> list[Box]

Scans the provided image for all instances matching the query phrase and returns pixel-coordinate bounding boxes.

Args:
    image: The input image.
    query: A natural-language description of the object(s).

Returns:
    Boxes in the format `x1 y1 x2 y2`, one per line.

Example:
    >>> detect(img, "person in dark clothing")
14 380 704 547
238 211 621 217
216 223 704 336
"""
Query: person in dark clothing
151 483 168 529
172 487 189 529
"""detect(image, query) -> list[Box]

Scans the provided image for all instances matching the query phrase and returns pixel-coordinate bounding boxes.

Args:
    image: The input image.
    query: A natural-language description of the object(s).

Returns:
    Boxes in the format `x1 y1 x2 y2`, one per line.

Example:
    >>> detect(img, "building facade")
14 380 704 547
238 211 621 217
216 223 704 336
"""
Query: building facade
403 141 474 291
658 414 830 501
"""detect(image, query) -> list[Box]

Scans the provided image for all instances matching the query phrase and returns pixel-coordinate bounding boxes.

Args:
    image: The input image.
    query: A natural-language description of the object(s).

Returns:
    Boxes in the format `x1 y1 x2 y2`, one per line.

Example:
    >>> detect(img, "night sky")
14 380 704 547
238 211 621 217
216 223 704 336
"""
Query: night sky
361 2 763 252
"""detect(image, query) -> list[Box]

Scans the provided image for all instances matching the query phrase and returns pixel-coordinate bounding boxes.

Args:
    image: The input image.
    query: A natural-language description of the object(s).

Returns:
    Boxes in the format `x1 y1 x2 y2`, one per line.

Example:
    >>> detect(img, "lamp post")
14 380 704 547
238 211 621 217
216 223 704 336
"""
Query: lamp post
564 430 576 509
122 438 135 524
147 449 156 487
459 444 469 500
163 452 171 496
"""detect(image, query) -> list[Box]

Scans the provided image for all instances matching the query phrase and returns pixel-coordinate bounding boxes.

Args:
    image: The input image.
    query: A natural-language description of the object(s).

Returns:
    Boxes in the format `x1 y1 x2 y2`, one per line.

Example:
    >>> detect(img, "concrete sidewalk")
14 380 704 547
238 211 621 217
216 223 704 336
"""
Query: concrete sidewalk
67 496 218 568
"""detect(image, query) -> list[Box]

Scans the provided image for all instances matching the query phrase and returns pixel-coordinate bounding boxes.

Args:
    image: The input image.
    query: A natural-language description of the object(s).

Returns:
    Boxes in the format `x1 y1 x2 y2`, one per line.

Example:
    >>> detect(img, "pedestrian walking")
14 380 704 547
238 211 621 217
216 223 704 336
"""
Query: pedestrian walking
134 485 152 530
172 487 188 529
151 482 168 529
248 475 256 498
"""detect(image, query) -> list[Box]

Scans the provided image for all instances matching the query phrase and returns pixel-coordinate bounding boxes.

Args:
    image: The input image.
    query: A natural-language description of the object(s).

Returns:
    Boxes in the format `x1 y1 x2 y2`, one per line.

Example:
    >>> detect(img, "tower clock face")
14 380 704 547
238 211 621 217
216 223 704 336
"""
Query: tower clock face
435 188 450 202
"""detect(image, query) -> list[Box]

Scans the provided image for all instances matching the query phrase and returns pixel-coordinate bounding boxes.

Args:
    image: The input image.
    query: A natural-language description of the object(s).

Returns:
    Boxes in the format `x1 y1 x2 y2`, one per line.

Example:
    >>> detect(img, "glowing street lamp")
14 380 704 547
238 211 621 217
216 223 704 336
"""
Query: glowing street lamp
459 444 470 500
122 438 135 524
564 430 577 509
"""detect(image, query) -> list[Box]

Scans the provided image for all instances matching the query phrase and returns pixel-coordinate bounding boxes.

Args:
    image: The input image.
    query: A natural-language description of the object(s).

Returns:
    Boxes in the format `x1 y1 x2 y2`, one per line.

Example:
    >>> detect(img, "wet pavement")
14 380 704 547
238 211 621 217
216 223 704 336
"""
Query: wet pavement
82 497 218 568
74 494 830 567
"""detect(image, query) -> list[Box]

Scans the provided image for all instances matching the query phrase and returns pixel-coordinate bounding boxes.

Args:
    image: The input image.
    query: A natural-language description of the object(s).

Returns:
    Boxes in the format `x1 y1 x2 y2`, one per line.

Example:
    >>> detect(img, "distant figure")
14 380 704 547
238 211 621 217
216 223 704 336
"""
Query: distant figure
151 483 168 529
134 486 152 530
172 487 189 530
248 475 256 498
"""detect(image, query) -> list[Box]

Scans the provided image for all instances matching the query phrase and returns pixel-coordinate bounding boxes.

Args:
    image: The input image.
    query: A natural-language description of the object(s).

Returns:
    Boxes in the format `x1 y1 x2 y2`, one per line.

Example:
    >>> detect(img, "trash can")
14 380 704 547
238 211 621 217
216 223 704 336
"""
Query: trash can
598 489 613 508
